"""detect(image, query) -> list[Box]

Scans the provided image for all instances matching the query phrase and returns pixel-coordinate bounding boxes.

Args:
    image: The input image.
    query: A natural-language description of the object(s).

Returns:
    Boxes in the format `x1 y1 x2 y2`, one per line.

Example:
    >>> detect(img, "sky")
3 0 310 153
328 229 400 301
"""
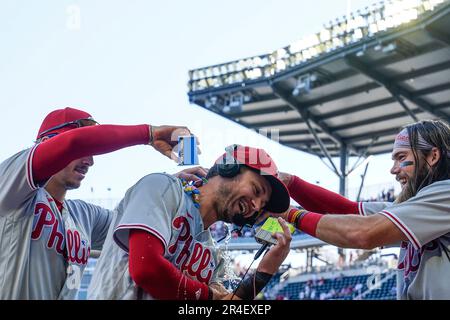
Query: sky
0 0 401 204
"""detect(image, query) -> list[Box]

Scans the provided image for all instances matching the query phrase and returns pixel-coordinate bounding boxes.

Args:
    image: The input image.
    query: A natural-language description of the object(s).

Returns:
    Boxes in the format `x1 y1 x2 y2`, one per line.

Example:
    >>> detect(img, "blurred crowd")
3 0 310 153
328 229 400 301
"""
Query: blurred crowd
360 187 396 202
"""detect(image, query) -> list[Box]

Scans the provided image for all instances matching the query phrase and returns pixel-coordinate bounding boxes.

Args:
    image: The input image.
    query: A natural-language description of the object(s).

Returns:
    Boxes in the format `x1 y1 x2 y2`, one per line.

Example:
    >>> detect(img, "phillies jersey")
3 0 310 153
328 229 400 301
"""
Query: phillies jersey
88 173 225 300
0 147 112 299
359 179 450 299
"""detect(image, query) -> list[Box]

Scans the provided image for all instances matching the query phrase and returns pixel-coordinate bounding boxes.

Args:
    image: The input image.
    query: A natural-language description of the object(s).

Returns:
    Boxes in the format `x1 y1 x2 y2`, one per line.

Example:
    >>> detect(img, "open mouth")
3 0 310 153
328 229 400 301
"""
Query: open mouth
236 198 255 218
74 166 88 178
396 176 407 188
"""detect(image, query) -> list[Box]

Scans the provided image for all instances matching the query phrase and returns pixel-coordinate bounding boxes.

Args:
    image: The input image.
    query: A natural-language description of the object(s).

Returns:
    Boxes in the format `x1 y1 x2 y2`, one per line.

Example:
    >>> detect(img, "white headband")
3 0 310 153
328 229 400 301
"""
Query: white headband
394 128 450 158
393 128 434 150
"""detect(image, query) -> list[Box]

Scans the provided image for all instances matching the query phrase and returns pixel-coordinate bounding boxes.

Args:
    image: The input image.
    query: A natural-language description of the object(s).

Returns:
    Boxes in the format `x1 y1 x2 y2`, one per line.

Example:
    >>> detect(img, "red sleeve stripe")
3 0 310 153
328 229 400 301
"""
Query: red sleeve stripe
358 202 365 216
380 210 421 250
26 144 39 190
114 224 168 254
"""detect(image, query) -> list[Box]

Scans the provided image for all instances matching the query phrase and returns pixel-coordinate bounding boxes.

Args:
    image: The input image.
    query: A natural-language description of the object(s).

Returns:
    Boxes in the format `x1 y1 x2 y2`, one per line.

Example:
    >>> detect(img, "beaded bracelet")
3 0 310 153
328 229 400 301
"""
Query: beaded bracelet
148 125 154 145
295 210 308 227
287 208 308 228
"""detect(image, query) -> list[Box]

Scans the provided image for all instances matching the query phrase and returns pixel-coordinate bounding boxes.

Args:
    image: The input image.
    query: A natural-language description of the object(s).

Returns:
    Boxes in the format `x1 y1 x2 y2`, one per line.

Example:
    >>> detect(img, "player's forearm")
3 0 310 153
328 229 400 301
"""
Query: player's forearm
129 229 210 300
315 215 372 249
32 124 150 183
290 211 407 249
288 210 371 248
288 176 359 214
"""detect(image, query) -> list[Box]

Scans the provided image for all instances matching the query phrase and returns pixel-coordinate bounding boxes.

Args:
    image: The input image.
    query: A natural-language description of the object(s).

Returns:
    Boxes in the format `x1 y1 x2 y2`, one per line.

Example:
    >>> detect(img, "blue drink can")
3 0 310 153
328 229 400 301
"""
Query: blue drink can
178 136 199 165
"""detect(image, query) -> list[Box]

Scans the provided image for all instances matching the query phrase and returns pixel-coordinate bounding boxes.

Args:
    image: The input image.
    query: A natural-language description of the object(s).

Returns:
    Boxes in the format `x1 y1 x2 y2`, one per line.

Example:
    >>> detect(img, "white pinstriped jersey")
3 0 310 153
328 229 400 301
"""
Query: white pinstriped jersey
0 147 112 299
88 173 225 300
359 180 450 299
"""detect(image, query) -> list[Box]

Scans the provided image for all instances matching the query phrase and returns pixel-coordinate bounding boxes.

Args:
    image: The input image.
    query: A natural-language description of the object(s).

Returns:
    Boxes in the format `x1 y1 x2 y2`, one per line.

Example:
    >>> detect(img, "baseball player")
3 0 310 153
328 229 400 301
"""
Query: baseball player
0 107 203 299
276 119 450 299
88 145 292 300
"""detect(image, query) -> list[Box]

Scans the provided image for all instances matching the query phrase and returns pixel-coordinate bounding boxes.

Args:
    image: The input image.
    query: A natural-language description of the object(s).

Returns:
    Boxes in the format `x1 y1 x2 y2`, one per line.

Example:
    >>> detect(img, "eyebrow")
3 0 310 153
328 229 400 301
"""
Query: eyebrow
261 183 271 204
254 182 267 197
392 151 407 160
261 184 267 197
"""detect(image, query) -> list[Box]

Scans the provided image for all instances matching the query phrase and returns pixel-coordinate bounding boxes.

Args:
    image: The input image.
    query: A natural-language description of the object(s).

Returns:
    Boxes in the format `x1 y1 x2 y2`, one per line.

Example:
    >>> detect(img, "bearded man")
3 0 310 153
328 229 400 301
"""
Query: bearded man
276 120 450 300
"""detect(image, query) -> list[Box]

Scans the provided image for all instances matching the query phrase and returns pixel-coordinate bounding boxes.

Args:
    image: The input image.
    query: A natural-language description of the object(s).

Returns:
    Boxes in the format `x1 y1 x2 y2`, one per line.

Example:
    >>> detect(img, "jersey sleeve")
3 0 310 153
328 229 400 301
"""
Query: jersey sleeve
377 181 450 250
0 147 39 215
66 200 114 250
358 201 392 216
113 173 183 254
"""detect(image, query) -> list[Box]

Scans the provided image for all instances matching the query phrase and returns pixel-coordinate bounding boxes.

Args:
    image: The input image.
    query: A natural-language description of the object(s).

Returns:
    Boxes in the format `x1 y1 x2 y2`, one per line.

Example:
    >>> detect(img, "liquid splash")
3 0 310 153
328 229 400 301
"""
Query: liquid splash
213 222 241 291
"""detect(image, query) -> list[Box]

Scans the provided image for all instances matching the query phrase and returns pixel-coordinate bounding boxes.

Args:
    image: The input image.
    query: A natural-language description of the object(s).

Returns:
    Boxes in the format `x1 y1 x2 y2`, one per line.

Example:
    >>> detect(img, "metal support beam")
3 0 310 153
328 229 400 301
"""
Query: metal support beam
270 84 367 179
436 101 450 109
285 145 323 157
330 109 421 132
302 83 379 108
345 127 400 143
393 60 450 82
390 93 419 122
345 56 450 122
310 62 450 121
235 105 292 118
317 81 450 123
281 138 335 145
316 97 396 121
318 156 340 174
347 138 377 175
247 118 303 129
357 140 396 150
414 82 450 96
357 162 370 202
339 144 348 196
304 117 341 176
279 129 323 136
271 83 360 156
426 26 450 46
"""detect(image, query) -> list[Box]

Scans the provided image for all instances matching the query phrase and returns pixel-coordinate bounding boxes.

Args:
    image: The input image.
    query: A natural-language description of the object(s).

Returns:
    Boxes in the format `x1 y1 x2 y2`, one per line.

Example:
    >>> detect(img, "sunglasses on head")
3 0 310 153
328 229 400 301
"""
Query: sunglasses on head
37 117 99 140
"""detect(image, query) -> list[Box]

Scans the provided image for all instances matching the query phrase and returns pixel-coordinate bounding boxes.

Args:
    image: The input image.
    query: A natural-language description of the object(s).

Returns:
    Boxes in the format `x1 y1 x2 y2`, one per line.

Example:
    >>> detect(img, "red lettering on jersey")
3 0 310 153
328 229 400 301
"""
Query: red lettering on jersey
187 243 203 270
177 237 193 268
32 203 90 265
31 204 56 239
74 231 82 264
169 214 214 284
66 229 90 265
196 248 213 283
185 243 213 283
398 240 439 278
169 216 191 254
48 219 65 255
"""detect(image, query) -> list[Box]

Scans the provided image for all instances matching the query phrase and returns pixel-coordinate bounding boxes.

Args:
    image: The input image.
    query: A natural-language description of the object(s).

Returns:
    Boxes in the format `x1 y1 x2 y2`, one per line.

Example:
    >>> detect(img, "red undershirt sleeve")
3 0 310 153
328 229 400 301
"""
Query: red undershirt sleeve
128 229 210 300
288 175 359 214
32 124 150 184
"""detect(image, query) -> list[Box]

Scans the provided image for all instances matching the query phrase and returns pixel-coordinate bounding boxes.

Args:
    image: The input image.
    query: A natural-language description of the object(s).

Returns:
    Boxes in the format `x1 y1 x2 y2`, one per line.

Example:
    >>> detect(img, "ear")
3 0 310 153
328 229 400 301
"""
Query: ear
428 147 441 166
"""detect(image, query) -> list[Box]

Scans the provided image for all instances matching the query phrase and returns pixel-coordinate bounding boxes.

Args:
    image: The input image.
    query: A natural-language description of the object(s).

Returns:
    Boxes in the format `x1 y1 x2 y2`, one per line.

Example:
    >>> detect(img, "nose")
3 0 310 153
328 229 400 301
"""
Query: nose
390 161 400 175
251 199 264 212
81 156 94 167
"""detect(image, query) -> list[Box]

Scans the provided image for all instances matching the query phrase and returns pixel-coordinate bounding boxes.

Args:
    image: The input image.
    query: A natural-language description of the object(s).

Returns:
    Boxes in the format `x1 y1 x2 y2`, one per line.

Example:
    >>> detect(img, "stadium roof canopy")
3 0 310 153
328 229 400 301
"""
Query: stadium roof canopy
187 0 450 194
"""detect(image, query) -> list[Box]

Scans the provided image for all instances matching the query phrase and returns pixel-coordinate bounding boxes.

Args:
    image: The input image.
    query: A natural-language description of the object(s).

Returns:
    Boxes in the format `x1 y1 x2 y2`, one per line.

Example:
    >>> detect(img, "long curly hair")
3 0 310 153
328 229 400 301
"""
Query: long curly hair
396 119 450 203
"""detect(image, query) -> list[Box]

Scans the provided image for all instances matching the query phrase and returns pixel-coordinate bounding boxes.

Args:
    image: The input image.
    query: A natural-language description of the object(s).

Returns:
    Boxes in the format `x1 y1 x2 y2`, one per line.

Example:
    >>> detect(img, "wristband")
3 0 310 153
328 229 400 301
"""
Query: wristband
296 211 323 237
287 209 322 237
149 125 154 145
234 271 273 300
295 210 308 226
287 208 307 225
208 287 213 300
